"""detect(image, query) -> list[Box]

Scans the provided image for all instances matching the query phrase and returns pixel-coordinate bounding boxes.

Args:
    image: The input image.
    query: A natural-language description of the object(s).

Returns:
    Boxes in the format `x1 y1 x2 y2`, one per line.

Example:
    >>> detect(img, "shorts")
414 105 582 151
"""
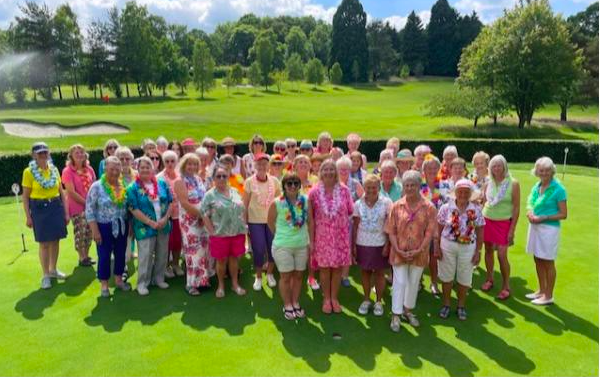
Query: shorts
438 238 476 287
209 234 246 260
272 245 308 273
483 217 511 246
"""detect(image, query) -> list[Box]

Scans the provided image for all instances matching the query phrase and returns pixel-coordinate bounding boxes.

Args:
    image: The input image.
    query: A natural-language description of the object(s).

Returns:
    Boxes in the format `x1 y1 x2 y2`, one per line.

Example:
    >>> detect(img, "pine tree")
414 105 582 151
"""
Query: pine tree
330 0 369 83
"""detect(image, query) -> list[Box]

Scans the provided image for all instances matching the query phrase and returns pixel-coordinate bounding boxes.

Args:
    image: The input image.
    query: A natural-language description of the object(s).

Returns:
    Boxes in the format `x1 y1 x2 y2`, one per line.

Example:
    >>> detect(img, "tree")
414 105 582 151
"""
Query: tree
223 69 234 97
330 0 369 83
399 64 410 79
285 26 310 61
567 2 599 102
252 31 274 90
351 60 360 83
367 20 399 81
172 56 189 94
154 37 177 97
248 61 261 95
83 21 110 99
285 53 304 91
228 24 257 65
426 0 459 76
192 40 215 99
305 58 324 88
309 23 331 66
401 11 427 75
426 86 498 127
53 4 83 100
458 0 585 128
329 62 343 86
270 70 287 93
231 63 244 89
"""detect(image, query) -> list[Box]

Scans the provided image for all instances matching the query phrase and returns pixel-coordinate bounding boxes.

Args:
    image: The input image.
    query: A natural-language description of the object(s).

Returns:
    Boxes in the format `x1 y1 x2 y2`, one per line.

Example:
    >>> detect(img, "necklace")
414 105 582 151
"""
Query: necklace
29 160 58 189
528 181 557 210
486 177 511 207
282 194 307 229
184 175 205 201
450 205 477 244
101 174 126 207
404 198 422 223
420 176 442 207
251 175 275 208
318 183 342 218
137 176 158 200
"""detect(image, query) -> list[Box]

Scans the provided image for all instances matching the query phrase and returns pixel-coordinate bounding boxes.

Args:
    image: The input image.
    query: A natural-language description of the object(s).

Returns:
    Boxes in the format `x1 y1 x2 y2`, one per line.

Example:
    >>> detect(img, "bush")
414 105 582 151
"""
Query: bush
399 64 410 79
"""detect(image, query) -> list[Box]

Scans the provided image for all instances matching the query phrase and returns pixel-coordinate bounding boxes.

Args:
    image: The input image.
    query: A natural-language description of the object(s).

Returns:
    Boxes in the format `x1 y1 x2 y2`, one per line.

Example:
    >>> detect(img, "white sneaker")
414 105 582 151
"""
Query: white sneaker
403 312 420 327
41 276 52 289
266 274 277 288
137 285 149 296
173 265 185 276
358 300 372 315
253 277 263 291
390 315 401 332
164 267 175 279
531 297 554 305
155 281 169 289
373 302 384 316
526 292 542 300
49 270 67 280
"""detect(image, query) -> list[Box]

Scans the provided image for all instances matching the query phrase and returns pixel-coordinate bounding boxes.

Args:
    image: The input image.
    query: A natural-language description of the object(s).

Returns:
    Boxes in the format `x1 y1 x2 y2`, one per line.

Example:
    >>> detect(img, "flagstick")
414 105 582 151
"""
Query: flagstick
562 147 569 180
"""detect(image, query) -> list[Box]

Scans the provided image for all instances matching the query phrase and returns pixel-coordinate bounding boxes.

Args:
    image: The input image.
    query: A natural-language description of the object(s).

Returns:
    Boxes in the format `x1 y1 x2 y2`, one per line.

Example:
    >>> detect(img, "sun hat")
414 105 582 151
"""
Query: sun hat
221 137 236 147
395 149 415 162
270 154 284 163
450 178 478 201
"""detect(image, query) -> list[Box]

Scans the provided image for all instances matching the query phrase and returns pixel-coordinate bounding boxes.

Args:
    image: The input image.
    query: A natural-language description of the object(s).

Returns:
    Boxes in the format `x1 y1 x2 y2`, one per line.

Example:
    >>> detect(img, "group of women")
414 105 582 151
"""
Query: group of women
21 131 568 331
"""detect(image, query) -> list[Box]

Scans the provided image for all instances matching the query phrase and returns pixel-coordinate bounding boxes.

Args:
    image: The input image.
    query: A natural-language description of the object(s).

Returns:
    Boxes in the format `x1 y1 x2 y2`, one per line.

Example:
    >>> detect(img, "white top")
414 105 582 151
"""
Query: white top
353 196 392 247
145 183 162 220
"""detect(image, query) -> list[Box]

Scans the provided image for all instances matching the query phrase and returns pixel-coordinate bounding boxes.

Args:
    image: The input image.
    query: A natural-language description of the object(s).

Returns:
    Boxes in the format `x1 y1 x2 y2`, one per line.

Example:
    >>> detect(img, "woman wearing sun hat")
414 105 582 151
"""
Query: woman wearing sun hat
435 179 485 320
22 142 69 289
395 149 415 181
220 137 246 178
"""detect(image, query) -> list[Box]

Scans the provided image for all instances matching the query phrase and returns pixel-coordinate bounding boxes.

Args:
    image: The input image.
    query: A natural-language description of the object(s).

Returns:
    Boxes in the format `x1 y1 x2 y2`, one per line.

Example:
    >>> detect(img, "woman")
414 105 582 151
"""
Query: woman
267 173 310 320
420 155 447 296
412 145 432 172
380 161 402 202
126 157 173 296
220 137 246 178
156 136 169 155
435 179 485 320
349 151 367 185
469 151 490 192
201 165 247 298
386 137 400 157
525 157 567 305
244 153 281 291
438 145 458 181
147 149 164 174
311 153 328 175
273 140 287 156
158 151 184 278
243 134 266 177
182 138 198 155
86 156 131 297
395 149 414 181
373 149 394 175
168 140 183 159
330 147 344 161
440 158 468 198
308 159 354 314
174 153 213 295
195 147 212 186
337 156 364 287
481 155 520 300
269 154 285 180
202 137 219 177
315 131 333 155
115 146 137 264
293 155 318 196
386 170 437 332
219 154 245 195
62 144 96 267
22 142 69 289
284 138 298 167
299 140 314 157
352 174 391 316
346 133 367 167
98 139 120 177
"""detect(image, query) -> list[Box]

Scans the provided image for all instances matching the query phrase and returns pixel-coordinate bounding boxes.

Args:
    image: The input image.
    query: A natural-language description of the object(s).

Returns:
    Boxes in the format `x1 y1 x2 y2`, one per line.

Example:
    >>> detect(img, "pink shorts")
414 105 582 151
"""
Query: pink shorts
483 217 511 246
209 234 246 260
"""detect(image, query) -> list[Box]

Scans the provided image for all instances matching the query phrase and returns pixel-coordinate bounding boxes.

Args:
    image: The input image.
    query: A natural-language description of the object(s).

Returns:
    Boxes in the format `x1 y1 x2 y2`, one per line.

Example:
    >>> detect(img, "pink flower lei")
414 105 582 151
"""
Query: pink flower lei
318 182 342 218
251 175 276 208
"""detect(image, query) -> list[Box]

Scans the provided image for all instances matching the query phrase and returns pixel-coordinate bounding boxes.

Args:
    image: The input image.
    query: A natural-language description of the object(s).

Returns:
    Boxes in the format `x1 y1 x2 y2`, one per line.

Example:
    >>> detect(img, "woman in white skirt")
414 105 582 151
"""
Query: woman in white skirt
526 157 567 305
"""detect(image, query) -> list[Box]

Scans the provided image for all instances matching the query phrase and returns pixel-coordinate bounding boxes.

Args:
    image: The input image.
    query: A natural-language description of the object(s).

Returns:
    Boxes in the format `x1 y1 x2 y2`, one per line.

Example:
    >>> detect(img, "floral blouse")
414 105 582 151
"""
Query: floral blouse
353 196 392 247
437 199 485 244
126 178 173 240
200 187 246 236
85 181 128 238
385 197 437 267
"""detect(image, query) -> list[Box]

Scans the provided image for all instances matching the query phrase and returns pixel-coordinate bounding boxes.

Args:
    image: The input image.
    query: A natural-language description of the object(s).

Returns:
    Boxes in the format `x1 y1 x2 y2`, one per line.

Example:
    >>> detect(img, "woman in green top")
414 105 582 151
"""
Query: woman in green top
525 157 567 305
481 155 520 300
268 173 310 320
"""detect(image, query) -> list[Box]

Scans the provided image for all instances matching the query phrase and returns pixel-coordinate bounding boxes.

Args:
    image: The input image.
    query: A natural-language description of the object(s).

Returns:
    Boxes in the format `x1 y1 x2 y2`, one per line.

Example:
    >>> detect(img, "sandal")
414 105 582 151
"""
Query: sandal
283 307 296 320
481 280 494 292
187 287 200 296
293 305 305 318
496 288 511 300
331 300 342 314
232 286 246 296
439 305 451 319
215 288 225 298
322 299 332 314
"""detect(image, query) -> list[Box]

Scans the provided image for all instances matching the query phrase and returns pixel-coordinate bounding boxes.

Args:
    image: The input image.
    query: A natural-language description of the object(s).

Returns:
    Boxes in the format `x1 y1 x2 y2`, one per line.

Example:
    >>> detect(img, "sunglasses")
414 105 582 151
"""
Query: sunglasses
204 145 216 149
275 147 286 152
119 157 132 162
214 174 228 180
285 181 301 188
286 144 297 148
253 140 264 145
107 145 117 150
150 156 160 161
271 162 283 166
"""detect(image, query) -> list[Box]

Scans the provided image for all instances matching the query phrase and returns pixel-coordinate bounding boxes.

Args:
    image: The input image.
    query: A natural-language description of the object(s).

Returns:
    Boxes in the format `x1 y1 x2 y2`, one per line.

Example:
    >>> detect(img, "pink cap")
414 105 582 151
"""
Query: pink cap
253 152 270 162
182 138 196 146
454 178 474 191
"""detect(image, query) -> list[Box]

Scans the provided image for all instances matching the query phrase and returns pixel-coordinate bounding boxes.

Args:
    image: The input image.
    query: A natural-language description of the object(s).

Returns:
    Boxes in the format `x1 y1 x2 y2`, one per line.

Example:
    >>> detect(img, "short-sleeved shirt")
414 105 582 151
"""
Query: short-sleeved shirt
62 164 96 217
272 194 309 248
380 180 402 202
85 180 128 238
126 178 173 240
244 175 281 224
22 165 61 199
437 199 486 244
200 187 246 236
527 178 567 227
157 170 179 218
353 196 392 247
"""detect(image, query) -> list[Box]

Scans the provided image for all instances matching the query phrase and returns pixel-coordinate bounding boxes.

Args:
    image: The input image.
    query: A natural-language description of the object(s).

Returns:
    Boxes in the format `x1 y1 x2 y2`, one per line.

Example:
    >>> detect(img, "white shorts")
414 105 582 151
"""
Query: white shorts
527 223 560 261
438 238 476 287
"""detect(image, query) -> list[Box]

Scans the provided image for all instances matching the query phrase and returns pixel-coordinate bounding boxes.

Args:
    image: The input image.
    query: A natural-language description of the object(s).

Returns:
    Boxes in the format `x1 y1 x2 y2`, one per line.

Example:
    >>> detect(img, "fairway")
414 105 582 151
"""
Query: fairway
1 165 597 376
0 78 597 154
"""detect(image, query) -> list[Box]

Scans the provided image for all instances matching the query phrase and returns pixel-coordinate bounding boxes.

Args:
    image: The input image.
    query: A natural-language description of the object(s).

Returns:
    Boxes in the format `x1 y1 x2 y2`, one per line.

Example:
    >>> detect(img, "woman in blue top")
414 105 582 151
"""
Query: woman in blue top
526 157 567 306
127 156 173 296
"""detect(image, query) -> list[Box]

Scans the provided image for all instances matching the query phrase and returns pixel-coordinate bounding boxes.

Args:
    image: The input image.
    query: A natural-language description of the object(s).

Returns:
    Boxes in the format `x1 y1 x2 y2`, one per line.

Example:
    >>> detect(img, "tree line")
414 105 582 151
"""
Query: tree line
0 0 484 103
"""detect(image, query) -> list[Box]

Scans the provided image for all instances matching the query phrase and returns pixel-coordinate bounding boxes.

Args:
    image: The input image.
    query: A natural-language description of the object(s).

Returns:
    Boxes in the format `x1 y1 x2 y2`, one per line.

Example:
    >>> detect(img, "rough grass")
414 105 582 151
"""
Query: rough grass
0 167 597 376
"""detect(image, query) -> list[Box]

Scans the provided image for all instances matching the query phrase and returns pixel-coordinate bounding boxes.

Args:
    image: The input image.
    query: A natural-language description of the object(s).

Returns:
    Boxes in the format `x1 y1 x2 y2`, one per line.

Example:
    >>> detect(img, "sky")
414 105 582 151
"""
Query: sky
0 0 596 33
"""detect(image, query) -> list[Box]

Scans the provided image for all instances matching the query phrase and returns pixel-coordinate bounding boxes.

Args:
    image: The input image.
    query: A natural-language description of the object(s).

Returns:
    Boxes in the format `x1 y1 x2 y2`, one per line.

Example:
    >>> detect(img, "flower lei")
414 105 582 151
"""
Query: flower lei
29 160 59 189
486 177 511 207
184 175 205 201
281 195 307 229
100 174 126 207
137 176 158 200
528 181 557 211
251 175 276 208
450 207 477 244
318 183 342 218
76 166 93 193
420 176 442 208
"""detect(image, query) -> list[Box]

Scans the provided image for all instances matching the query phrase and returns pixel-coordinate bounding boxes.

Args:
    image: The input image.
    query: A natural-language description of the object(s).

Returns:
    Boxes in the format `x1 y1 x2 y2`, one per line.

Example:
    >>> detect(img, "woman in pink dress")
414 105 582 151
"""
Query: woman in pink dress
308 159 354 314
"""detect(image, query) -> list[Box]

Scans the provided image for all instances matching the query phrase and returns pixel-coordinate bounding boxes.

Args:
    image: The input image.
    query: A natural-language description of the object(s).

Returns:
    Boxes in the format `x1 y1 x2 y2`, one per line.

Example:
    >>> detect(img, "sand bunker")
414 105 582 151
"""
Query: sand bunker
0 120 129 138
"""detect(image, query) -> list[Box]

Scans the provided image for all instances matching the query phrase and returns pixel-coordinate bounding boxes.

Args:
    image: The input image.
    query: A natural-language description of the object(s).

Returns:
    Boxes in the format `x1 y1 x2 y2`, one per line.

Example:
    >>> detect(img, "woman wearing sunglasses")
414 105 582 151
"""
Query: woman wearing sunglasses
98 139 120 177
268 173 310 320
201 137 219 177
242 134 266 177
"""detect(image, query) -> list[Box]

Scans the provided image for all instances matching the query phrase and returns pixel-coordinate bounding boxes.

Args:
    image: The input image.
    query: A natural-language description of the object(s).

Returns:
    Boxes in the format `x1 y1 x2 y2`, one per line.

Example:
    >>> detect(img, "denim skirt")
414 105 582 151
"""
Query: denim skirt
30 197 68 242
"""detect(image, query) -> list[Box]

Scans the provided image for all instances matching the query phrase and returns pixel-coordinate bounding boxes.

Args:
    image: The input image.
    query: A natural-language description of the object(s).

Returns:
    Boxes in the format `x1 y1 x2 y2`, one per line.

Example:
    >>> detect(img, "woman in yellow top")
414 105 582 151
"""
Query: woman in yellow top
22 142 69 290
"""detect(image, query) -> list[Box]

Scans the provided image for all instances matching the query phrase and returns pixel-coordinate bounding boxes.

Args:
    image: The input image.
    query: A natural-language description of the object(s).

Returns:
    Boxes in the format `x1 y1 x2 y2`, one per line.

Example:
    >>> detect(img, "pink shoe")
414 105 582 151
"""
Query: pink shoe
331 300 342 314
322 299 332 314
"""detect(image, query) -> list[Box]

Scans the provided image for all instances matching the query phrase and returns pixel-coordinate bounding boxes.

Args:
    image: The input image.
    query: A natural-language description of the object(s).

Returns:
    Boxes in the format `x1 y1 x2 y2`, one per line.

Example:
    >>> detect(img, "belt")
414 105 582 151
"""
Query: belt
30 197 61 203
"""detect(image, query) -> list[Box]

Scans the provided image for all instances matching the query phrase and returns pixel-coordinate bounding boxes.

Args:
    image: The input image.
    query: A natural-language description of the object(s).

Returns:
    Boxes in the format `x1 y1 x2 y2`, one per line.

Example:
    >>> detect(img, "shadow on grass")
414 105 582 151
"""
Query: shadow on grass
536 118 599 133
351 83 383 91
434 122 590 140
15 266 95 320
194 97 218 102
310 87 327 93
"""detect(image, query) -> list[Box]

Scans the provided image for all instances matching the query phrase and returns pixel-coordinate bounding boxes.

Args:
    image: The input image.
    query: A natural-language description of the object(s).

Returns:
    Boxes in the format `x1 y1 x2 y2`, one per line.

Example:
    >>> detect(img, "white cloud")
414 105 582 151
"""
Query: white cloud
453 0 516 23
382 15 408 30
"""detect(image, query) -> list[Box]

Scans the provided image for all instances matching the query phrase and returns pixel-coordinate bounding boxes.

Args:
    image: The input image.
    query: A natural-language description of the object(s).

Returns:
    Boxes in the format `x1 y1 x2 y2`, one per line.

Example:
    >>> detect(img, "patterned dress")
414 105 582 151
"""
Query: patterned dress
178 175 214 288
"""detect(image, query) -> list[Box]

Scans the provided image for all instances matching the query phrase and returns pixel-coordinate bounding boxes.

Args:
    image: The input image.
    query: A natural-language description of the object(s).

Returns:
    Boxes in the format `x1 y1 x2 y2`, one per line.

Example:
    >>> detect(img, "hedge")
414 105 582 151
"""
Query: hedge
0 139 596 196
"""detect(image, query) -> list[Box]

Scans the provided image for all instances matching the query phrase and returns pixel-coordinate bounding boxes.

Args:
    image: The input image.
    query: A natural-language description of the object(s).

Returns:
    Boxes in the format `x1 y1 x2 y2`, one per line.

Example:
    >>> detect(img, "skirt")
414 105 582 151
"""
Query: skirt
356 245 389 270
527 223 560 261
169 219 182 253
483 217 511 246
30 198 68 243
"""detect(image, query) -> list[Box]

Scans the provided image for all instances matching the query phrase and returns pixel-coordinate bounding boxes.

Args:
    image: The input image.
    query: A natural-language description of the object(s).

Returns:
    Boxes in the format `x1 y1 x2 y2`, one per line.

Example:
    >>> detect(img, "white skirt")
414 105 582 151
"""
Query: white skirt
526 223 560 261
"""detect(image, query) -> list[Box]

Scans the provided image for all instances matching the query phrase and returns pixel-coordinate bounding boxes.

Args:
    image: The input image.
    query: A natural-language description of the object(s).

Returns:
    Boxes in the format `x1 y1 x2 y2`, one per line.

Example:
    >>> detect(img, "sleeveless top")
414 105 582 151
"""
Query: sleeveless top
273 194 309 248
482 176 514 220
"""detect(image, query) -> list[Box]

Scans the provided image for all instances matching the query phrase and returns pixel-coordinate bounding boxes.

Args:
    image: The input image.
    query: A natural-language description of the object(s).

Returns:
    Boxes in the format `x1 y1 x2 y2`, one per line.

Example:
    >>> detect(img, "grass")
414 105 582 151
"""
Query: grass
0 167 597 376
0 78 597 154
